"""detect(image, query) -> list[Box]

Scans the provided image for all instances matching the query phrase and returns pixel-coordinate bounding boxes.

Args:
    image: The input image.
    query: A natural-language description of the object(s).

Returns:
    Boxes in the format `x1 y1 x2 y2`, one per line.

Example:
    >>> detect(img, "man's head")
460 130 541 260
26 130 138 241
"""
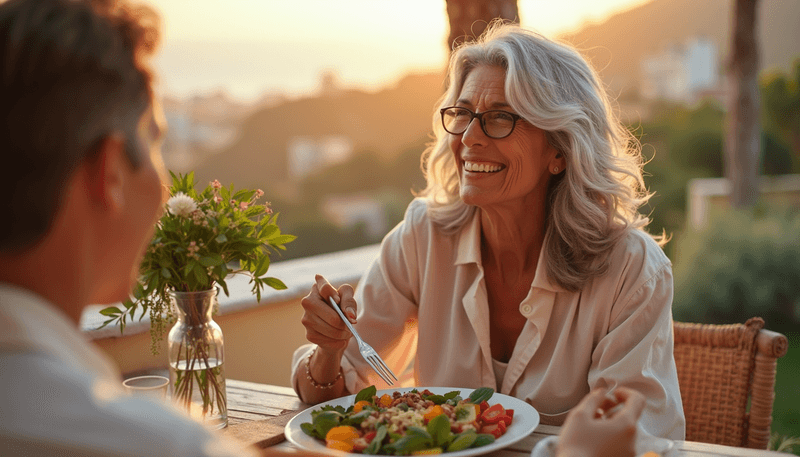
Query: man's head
0 0 167 309
0 0 161 252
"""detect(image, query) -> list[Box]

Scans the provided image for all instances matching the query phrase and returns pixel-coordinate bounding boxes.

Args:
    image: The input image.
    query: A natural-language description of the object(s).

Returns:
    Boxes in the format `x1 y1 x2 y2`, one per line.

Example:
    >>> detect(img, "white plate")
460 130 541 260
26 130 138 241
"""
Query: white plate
285 386 540 456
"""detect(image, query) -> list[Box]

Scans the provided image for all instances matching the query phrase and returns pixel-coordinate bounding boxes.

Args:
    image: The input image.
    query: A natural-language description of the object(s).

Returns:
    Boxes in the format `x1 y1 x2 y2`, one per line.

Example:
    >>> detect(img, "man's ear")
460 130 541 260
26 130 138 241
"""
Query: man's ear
84 134 127 213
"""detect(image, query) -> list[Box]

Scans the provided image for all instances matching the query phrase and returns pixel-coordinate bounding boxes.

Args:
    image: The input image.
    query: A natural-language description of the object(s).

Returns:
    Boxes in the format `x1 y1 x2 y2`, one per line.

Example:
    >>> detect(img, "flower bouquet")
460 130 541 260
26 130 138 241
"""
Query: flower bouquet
99 171 295 428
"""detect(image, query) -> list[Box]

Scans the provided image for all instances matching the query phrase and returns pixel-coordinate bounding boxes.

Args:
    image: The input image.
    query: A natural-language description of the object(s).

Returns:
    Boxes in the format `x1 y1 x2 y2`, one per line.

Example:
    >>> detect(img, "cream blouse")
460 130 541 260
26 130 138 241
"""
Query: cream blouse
292 198 685 440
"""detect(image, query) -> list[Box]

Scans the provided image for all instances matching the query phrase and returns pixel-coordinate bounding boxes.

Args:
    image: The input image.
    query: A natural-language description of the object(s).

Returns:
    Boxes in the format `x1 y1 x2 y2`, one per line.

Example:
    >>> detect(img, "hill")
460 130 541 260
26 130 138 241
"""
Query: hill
192 72 445 196
559 0 800 93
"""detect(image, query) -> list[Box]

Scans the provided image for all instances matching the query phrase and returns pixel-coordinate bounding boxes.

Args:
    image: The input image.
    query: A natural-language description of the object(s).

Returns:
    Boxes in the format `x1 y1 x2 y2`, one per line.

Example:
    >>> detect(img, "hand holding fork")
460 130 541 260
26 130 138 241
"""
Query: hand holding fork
300 275 397 386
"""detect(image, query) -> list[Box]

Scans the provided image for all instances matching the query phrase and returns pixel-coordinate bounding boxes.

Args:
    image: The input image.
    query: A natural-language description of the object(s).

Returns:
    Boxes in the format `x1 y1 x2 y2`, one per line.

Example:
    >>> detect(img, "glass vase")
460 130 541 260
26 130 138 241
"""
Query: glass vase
167 287 227 429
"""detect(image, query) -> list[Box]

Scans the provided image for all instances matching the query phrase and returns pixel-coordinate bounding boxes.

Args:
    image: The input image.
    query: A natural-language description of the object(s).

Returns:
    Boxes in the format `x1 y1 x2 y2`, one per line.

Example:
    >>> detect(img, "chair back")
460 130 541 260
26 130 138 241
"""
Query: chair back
673 317 788 449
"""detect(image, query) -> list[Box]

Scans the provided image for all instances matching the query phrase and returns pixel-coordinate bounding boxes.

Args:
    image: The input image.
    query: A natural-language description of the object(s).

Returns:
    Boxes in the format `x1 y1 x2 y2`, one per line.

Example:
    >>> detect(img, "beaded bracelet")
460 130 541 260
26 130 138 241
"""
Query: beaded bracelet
306 347 343 389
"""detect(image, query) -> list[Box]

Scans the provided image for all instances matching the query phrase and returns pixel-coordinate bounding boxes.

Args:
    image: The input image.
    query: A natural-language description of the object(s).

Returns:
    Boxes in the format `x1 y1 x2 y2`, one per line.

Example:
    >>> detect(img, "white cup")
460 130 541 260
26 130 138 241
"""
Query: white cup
122 375 169 400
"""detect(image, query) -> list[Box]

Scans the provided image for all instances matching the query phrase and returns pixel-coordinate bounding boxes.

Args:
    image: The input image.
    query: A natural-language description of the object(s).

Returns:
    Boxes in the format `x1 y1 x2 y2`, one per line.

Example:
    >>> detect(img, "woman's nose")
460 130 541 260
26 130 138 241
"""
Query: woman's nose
461 117 487 147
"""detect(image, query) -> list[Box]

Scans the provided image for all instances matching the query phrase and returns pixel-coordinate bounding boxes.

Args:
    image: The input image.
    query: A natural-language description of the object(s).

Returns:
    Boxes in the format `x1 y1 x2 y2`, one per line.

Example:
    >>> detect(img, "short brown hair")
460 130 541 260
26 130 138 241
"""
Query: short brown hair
0 0 160 252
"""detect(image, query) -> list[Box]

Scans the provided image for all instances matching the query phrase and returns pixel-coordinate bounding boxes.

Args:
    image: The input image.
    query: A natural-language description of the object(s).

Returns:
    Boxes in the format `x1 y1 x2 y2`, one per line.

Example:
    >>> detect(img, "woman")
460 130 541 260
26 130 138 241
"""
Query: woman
291 23 685 440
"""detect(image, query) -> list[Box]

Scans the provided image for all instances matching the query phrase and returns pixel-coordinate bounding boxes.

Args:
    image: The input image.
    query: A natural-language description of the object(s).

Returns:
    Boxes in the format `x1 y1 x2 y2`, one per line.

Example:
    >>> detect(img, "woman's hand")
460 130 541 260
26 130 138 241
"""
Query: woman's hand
556 387 646 457
300 274 358 351
296 274 357 403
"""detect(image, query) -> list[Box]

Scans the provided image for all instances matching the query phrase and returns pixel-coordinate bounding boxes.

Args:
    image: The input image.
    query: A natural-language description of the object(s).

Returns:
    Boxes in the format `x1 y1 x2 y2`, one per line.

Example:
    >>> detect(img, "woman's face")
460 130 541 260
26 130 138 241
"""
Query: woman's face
448 65 562 211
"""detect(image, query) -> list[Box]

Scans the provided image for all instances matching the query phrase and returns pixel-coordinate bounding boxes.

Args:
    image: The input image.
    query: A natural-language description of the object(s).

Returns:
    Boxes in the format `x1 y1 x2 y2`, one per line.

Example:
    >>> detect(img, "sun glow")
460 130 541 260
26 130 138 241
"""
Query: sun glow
143 0 651 100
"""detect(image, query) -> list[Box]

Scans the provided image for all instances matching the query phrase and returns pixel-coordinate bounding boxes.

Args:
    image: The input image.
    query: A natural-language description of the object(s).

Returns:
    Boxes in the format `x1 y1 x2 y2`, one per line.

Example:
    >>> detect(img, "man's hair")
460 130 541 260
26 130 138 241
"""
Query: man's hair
0 0 160 252
420 22 657 292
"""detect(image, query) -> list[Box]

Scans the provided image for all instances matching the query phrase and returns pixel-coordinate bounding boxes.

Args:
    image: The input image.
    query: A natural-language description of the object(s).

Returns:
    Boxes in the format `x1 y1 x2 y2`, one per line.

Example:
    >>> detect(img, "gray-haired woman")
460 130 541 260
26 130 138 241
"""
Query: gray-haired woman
292 22 685 440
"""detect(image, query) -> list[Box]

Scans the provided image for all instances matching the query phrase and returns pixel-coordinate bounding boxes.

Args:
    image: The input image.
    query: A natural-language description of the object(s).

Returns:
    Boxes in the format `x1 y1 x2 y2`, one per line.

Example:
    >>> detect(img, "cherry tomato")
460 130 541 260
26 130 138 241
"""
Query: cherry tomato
480 403 510 424
479 420 507 438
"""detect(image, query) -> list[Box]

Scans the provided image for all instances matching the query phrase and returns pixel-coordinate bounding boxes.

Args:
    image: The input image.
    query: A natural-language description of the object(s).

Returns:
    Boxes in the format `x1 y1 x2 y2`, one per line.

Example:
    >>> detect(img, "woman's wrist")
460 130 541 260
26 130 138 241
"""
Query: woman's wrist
306 346 343 388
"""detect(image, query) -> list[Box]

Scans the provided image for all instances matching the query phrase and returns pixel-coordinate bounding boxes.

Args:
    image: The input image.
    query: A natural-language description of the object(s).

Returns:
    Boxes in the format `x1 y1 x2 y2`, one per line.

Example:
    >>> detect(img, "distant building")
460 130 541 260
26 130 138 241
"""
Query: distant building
640 37 720 104
288 135 353 180
161 90 271 172
321 194 387 239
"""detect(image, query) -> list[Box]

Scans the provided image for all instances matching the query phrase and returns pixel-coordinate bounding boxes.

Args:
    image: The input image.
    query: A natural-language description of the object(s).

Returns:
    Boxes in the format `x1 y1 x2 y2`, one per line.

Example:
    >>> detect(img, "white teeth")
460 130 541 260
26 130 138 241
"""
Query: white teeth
464 161 502 173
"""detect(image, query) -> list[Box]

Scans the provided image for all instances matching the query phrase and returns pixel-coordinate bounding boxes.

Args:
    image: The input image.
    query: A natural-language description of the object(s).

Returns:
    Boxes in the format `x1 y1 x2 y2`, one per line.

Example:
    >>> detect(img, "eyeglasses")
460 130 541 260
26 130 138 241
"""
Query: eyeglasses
440 106 522 139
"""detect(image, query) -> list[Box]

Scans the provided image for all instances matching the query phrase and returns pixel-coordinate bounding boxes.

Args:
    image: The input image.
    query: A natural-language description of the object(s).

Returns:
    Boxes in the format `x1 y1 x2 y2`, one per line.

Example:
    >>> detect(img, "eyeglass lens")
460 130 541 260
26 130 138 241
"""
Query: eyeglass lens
441 107 517 139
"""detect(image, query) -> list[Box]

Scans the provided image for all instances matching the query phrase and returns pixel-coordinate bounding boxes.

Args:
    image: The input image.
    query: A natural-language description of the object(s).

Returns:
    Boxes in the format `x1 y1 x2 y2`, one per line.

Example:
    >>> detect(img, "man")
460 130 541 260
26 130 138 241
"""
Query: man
0 0 261 455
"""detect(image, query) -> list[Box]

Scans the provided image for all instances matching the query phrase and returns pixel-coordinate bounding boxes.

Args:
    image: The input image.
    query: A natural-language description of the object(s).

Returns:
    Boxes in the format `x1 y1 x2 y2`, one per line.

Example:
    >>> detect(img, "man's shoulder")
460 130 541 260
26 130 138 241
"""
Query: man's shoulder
0 352 248 457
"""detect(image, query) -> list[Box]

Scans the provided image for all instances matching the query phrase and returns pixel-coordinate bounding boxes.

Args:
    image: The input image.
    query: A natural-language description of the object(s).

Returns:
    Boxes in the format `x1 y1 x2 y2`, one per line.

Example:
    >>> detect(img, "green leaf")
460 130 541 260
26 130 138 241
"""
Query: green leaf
161 267 172 279
342 410 372 426
423 394 447 405
218 279 230 296
200 254 224 267
355 385 377 403
385 427 432 455
259 224 278 239
467 387 494 404
471 434 495 448
99 306 121 317
183 261 195 278
270 234 297 246
312 410 341 438
263 277 287 290
300 422 320 439
215 233 228 243
427 414 452 447
363 425 387 455
443 391 460 400
447 431 478 452
254 255 270 277
192 263 208 287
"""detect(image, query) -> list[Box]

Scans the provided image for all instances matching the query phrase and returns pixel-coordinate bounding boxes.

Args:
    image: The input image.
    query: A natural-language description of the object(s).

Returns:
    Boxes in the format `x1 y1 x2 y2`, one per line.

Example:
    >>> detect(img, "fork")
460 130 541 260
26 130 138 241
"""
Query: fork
328 296 398 386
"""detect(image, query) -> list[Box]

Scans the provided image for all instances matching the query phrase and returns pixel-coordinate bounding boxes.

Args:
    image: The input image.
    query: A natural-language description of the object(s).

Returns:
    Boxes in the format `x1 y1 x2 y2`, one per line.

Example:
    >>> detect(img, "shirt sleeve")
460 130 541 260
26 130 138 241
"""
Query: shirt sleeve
587 261 687 440
291 199 426 393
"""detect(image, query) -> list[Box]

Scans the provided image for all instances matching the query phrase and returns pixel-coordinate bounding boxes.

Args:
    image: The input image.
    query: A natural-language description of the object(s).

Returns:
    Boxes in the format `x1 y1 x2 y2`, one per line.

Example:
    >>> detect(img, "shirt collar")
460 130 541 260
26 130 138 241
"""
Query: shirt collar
453 208 563 293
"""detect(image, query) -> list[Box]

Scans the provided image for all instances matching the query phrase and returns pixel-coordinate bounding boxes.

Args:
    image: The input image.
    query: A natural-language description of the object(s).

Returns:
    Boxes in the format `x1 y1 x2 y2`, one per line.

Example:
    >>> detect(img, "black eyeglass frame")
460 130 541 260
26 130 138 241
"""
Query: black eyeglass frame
439 106 523 139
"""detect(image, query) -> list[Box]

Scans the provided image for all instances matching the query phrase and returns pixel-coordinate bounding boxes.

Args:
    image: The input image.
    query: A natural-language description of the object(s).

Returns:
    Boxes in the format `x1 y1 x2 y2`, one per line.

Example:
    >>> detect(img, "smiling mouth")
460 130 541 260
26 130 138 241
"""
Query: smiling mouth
463 161 505 173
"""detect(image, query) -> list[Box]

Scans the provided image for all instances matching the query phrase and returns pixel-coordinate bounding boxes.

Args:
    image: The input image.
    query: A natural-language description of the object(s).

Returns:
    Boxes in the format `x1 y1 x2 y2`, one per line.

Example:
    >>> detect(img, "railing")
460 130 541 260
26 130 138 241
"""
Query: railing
81 244 381 387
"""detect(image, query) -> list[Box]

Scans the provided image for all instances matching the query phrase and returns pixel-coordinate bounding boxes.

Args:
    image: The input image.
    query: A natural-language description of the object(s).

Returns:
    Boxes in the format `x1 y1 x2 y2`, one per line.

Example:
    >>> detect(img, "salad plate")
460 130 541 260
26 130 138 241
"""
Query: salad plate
285 386 539 456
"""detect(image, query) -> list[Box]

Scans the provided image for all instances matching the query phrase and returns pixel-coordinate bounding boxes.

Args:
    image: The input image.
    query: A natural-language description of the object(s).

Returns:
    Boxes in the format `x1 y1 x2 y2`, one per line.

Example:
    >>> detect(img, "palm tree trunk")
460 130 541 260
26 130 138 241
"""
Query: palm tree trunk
445 0 519 52
725 0 761 207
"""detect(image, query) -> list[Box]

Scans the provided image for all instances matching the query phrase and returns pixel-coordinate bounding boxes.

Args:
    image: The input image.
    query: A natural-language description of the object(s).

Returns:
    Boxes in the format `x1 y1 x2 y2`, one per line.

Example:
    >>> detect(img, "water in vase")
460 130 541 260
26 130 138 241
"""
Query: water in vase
170 357 227 429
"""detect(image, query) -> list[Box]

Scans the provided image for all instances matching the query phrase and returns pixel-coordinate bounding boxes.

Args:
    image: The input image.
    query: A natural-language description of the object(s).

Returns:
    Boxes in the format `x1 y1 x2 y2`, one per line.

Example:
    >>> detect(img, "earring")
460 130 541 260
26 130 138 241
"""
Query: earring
553 167 559 173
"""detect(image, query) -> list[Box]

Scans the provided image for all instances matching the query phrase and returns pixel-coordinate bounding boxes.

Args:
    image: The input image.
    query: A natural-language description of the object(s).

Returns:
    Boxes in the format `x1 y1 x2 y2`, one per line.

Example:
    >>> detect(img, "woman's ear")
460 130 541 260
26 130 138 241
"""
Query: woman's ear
84 133 127 212
550 151 566 175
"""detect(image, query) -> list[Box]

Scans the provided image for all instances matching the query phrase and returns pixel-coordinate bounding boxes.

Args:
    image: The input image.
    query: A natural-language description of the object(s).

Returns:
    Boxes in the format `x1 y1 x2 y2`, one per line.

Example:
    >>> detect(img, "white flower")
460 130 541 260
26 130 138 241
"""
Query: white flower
167 192 197 218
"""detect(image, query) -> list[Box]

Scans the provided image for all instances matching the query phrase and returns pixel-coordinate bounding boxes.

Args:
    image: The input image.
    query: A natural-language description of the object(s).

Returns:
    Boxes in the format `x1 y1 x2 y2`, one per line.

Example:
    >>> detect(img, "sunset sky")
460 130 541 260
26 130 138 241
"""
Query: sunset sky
145 0 650 101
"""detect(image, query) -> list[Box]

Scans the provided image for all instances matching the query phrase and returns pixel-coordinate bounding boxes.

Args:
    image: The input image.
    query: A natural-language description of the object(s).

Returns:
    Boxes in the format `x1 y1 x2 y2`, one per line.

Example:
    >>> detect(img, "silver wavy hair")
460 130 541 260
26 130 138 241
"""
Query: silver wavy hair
419 22 659 292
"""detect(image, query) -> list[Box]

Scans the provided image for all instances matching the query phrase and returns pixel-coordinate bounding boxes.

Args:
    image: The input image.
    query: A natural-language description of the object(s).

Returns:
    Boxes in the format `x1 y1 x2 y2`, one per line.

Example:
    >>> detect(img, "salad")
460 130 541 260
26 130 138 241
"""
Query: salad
299 386 515 455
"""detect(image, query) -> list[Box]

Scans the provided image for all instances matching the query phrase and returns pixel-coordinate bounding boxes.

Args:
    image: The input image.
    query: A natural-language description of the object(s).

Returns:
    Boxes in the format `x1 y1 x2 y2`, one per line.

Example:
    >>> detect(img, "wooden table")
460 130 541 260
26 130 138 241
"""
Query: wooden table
224 379 781 457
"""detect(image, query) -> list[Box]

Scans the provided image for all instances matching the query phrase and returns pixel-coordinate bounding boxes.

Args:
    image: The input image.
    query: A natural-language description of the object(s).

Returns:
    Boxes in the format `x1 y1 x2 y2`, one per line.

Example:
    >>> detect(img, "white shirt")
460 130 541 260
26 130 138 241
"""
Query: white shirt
292 198 685 440
0 283 256 457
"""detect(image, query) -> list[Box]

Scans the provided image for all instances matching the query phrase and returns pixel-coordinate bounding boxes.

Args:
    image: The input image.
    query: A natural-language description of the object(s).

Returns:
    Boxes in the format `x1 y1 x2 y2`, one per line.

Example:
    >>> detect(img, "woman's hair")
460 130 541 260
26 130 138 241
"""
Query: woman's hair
0 0 160 252
419 22 658 292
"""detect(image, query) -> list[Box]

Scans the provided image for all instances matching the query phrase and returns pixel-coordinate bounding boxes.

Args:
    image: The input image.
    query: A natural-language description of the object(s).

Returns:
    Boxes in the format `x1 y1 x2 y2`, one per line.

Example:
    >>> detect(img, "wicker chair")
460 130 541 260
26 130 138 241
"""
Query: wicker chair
673 317 789 449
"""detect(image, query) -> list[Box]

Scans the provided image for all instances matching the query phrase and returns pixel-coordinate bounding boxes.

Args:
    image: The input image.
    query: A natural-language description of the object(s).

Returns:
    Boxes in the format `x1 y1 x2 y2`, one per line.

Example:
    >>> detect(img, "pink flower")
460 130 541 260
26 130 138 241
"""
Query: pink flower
213 195 222 204
211 180 222 190
255 189 264 198
239 201 249 210
264 202 273 215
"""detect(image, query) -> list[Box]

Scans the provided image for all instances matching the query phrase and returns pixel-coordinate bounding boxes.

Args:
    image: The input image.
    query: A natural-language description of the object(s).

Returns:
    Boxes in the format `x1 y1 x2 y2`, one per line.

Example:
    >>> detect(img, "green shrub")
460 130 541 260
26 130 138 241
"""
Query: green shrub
672 204 800 333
